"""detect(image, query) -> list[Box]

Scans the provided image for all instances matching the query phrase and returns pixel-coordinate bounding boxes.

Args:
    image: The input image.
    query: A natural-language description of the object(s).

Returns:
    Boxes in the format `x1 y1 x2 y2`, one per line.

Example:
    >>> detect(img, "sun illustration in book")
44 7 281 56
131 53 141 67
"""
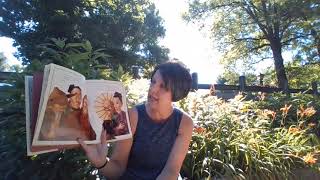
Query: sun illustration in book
94 93 117 138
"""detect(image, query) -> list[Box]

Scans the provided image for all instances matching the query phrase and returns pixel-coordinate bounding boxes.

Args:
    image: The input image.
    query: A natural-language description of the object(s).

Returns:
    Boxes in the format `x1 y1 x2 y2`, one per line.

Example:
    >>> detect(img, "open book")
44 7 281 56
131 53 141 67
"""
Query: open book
25 64 132 156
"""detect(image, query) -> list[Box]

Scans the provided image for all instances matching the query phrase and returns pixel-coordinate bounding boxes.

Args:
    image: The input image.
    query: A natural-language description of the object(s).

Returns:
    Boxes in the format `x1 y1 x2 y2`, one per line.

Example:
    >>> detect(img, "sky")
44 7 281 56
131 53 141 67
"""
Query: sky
0 0 222 84
0 0 282 84
0 0 224 84
152 0 223 84
0 37 20 66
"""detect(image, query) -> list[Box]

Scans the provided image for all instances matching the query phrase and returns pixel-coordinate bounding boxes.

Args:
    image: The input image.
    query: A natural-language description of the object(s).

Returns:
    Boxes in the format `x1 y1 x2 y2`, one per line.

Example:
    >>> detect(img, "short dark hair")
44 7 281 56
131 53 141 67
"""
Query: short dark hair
113 92 123 103
67 84 81 93
151 61 192 102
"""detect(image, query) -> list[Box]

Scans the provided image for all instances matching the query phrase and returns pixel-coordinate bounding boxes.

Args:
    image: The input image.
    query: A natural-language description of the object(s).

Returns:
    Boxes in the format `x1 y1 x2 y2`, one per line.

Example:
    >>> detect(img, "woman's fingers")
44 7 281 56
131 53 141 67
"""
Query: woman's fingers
106 134 112 140
77 137 89 154
101 129 113 144
101 129 107 146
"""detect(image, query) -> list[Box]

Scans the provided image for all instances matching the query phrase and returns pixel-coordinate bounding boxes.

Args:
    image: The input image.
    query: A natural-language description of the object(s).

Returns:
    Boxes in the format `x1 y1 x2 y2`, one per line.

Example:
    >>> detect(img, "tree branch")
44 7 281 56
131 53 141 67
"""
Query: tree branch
239 21 258 26
250 56 273 65
242 2 269 38
233 37 265 42
281 34 311 46
303 61 320 66
209 1 241 10
261 0 271 29
279 18 296 39
249 43 270 52
273 4 280 39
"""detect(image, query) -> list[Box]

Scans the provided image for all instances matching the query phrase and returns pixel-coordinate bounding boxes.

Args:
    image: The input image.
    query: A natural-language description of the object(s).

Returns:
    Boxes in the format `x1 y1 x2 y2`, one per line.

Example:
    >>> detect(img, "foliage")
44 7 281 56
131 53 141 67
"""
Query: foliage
217 59 320 89
2 66 320 179
184 0 320 89
255 92 320 135
0 52 9 71
108 65 132 86
0 39 135 179
29 38 112 79
0 70 98 180
127 78 149 107
216 70 258 85
177 92 320 179
262 60 320 89
140 62 156 79
0 0 169 69
119 79 320 179
285 63 320 89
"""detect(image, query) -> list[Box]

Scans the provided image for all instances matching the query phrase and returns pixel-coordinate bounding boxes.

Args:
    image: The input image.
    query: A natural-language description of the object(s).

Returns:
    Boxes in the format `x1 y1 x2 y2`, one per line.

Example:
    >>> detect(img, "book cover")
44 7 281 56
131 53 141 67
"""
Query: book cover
25 76 58 155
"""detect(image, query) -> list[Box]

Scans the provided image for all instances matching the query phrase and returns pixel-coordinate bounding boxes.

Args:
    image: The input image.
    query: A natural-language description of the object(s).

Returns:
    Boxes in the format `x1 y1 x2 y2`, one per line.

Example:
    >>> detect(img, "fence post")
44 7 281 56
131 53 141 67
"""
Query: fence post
259 73 264 86
191 72 198 91
312 81 318 96
239 76 246 92
132 66 140 79
0 72 15 81
283 82 289 95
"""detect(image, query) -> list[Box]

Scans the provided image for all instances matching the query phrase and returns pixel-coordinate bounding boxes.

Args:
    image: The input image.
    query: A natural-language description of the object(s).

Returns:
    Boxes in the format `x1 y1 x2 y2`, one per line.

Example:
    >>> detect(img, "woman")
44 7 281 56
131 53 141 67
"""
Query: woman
59 85 95 140
113 92 129 136
57 85 84 140
79 95 96 140
100 95 117 137
78 61 193 180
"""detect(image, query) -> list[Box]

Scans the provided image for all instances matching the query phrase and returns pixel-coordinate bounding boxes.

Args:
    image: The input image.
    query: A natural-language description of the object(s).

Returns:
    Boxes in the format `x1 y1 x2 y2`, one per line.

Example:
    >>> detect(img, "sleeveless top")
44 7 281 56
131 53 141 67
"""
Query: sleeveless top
120 104 183 180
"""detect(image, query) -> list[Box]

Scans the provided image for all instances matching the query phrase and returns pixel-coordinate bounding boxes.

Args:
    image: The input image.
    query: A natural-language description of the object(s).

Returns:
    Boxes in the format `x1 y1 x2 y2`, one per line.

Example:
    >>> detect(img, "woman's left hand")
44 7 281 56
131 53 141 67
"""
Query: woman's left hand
77 129 110 168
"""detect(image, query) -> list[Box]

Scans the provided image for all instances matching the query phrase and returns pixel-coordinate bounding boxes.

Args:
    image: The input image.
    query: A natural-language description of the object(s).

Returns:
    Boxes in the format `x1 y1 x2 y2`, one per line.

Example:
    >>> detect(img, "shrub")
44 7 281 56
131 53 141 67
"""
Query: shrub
0 39 131 180
255 92 320 135
178 93 320 179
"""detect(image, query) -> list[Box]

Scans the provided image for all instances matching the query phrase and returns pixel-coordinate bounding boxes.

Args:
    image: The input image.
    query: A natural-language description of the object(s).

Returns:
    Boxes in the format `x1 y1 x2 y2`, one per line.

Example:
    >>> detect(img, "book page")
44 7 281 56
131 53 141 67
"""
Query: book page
33 64 97 146
38 65 50 118
30 72 67 153
86 80 132 143
25 76 57 155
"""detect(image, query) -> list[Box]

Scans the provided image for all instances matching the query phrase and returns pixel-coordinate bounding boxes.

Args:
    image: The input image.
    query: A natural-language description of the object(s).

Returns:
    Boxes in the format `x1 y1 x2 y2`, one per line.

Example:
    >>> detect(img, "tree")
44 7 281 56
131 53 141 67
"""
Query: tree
184 0 320 90
0 39 134 179
0 0 168 72
262 60 320 89
216 62 259 85
216 71 258 85
285 62 320 89
0 52 8 71
33 38 112 78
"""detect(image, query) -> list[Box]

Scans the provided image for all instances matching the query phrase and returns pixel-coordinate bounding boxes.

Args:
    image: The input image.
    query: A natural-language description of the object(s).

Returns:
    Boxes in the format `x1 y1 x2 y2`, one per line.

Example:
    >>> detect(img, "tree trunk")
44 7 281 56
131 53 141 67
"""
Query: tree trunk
270 40 289 91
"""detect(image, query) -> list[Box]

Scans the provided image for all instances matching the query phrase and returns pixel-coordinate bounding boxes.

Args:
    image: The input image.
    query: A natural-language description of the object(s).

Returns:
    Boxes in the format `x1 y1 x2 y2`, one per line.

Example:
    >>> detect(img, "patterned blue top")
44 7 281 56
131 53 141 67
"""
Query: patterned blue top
120 104 183 180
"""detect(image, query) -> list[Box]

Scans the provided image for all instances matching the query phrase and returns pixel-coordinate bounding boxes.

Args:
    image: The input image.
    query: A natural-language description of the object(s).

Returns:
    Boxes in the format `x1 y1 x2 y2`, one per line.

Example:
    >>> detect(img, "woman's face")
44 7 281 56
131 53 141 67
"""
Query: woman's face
69 88 82 109
147 70 172 110
113 97 122 113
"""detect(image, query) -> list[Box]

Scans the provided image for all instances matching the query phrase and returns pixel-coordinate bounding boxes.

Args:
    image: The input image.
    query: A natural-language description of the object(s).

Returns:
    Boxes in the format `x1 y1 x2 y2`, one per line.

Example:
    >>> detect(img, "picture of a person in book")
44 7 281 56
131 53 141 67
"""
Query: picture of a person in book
94 93 117 138
39 85 96 141
58 84 95 140
112 92 129 136
80 95 96 140
39 87 69 140
101 97 117 138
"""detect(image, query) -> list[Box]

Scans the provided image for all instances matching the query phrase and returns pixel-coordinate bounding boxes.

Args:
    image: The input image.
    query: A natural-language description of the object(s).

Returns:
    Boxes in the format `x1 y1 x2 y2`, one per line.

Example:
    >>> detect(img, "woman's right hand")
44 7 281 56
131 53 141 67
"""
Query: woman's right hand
77 129 110 168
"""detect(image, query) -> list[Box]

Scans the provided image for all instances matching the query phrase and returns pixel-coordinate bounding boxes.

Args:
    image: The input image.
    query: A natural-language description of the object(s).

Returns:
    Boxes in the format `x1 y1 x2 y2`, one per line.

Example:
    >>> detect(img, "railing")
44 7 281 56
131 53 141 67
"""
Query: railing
0 72 15 81
1 71 319 96
191 73 319 96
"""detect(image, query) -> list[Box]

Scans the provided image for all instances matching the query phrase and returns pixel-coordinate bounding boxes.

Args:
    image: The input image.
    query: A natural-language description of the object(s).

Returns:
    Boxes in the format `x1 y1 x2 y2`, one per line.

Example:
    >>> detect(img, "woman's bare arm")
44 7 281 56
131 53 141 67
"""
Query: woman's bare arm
156 113 194 180
78 108 138 179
